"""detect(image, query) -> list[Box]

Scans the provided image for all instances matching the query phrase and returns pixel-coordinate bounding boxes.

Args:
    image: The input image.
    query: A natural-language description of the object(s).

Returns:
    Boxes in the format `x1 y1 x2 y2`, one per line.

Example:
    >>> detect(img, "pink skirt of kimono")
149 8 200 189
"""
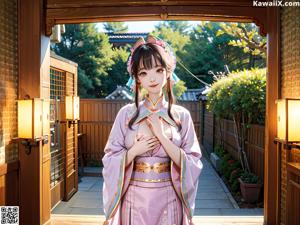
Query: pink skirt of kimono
121 157 183 225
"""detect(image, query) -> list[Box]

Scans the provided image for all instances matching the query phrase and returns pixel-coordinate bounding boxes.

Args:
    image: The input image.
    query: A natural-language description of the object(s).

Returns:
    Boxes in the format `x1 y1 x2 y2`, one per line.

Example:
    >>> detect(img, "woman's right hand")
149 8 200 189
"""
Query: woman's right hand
130 135 161 157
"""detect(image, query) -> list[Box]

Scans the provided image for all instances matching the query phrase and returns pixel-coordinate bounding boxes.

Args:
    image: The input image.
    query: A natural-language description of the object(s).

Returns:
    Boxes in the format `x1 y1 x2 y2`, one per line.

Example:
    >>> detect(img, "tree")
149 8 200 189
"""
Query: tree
177 21 251 89
207 68 266 172
151 26 190 54
155 21 191 34
100 47 130 96
217 22 266 68
52 23 115 98
77 68 94 98
103 22 128 33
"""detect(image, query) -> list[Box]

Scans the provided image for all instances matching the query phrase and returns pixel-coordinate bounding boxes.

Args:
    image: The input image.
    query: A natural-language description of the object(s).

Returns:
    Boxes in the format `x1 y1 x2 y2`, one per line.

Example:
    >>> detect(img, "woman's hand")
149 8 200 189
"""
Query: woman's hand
146 113 165 139
129 134 160 157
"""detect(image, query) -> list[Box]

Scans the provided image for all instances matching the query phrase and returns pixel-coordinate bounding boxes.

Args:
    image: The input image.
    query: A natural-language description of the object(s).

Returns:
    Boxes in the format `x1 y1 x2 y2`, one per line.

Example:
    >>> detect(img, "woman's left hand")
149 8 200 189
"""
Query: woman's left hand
146 113 165 139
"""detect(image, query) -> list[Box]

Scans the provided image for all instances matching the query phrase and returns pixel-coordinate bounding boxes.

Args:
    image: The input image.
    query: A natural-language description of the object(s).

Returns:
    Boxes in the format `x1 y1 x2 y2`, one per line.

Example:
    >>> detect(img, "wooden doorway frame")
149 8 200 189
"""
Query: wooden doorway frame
19 1 280 225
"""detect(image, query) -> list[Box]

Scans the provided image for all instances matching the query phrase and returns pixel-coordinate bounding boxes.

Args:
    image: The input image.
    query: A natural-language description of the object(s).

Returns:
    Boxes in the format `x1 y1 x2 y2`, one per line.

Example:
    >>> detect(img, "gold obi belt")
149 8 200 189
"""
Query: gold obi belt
130 157 172 185
133 161 171 174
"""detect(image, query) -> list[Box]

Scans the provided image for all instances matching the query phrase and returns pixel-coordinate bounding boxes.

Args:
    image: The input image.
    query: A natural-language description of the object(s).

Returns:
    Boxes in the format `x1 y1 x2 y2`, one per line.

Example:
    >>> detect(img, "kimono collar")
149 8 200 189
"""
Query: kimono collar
129 94 179 127
144 93 168 112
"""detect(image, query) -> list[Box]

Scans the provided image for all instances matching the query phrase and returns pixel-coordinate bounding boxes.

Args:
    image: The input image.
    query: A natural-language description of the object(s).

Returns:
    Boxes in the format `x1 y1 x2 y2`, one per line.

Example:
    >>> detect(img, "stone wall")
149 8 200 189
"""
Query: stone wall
280 5 300 225
0 0 19 164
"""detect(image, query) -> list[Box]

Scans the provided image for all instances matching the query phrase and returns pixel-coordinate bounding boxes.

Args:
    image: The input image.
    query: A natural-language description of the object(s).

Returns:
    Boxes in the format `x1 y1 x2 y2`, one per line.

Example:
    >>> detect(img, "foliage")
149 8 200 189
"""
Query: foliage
207 68 266 124
151 26 190 54
52 23 115 98
103 22 128 33
240 171 260 184
225 160 241 180
77 67 94 98
229 168 243 192
217 22 266 59
155 21 191 34
172 80 188 98
52 22 266 99
207 68 266 172
177 22 264 89
99 47 130 96
214 145 226 158
220 153 232 175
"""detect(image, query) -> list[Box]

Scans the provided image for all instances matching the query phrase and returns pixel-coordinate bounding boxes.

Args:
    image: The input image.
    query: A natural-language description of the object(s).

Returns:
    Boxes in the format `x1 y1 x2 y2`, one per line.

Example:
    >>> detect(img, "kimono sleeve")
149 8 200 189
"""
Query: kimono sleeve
170 109 203 221
102 105 133 223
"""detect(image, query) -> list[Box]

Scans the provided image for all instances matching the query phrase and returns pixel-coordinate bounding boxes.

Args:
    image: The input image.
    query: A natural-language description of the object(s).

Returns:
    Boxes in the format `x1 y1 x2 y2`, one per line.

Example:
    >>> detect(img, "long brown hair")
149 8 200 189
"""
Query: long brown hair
128 43 182 132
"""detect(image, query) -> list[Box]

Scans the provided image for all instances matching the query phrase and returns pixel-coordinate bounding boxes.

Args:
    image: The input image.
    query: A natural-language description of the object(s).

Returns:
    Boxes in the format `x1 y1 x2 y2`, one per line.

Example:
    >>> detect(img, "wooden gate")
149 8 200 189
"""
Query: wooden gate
50 52 78 209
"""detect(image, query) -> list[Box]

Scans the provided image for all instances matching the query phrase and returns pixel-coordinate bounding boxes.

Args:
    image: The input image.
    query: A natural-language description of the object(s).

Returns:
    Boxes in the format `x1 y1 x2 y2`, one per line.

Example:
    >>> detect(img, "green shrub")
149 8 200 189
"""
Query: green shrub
229 168 243 192
240 171 260 184
207 68 266 172
214 145 226 158
220 154 232 175
207 68 266 125
224 160 241 180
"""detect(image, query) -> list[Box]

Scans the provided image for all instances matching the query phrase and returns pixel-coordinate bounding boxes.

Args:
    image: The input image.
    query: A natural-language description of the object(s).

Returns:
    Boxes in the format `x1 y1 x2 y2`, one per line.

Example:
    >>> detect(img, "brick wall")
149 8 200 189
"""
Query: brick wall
280 5 300 225
0 0 19 164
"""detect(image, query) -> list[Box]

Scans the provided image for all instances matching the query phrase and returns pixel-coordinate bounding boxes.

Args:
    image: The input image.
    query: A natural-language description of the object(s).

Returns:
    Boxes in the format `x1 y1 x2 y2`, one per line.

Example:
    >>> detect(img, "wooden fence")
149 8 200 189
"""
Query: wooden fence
78 99 201 166
78 98 264 180
202 104 265 181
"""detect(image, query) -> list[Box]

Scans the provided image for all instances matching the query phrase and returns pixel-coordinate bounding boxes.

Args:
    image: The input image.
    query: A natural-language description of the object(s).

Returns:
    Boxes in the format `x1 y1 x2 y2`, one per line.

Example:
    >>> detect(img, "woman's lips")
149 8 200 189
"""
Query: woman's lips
149 84 159 87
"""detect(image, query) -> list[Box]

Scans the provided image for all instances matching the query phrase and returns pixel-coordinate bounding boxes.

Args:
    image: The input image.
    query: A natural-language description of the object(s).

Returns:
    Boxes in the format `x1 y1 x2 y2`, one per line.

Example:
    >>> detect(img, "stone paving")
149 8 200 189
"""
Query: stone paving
52 157 263 217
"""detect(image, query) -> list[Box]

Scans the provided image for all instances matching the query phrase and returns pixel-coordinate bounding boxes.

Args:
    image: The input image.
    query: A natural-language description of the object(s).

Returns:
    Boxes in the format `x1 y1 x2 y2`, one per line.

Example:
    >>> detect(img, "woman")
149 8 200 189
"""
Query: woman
102 35 203 225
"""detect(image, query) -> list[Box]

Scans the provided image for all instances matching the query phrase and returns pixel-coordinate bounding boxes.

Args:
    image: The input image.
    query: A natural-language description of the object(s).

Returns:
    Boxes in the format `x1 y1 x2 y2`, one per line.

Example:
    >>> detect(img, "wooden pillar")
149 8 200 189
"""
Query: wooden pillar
264 7 280 225
19 0 51 224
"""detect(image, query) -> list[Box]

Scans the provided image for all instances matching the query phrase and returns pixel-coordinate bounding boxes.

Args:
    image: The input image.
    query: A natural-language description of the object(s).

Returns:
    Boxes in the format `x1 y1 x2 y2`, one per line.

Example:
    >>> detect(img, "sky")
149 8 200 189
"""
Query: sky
96 21 201 33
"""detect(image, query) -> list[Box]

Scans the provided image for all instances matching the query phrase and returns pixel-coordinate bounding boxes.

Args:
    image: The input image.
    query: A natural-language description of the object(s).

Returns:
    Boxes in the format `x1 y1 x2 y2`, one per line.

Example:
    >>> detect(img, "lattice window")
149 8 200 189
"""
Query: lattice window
50 68 66 100
50 68 65 188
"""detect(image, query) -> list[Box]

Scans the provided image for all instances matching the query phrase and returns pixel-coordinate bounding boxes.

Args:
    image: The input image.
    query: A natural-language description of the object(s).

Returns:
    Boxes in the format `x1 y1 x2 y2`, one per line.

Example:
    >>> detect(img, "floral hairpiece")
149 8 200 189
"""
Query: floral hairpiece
125 35 179 93
126 35 176 75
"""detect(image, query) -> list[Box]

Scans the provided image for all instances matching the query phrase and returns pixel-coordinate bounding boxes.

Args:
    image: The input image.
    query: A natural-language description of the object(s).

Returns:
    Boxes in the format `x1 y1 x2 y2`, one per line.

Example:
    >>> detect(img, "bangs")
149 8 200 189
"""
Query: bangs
138 51 164 71
131 43 169 76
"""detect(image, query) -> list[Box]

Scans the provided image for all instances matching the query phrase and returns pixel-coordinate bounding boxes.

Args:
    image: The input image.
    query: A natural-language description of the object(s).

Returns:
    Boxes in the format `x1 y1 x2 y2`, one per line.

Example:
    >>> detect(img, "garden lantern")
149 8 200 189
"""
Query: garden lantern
17 98 49 154
65 95 80 127
18 98 42 139
276 98 300 148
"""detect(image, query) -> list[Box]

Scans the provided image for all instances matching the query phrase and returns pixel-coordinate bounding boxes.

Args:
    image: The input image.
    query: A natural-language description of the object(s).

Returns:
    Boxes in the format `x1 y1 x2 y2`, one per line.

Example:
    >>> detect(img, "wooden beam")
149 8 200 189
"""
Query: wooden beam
264 7 280 225
47 0 255 8
19 0 51 225
46 2 267 36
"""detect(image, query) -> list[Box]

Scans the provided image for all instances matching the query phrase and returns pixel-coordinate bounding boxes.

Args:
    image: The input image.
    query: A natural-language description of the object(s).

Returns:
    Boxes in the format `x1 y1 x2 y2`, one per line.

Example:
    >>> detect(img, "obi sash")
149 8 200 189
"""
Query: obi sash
130 156 172 188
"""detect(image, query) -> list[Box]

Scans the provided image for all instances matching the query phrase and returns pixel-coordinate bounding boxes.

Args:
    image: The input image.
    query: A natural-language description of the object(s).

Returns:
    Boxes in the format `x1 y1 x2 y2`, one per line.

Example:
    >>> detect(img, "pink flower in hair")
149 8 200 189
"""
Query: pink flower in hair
155 40 166 48
127 35 176 75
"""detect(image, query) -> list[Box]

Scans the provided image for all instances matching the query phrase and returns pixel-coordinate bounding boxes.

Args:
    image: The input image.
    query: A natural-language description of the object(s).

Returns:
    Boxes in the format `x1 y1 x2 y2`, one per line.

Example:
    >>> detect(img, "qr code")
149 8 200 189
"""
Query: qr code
0 206 19 225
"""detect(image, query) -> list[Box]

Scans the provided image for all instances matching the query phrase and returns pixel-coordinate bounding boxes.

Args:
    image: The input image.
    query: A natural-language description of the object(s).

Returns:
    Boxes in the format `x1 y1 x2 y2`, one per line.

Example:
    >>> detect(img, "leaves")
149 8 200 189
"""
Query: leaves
207 68 266 125
103 22 128 33
217 22 266 58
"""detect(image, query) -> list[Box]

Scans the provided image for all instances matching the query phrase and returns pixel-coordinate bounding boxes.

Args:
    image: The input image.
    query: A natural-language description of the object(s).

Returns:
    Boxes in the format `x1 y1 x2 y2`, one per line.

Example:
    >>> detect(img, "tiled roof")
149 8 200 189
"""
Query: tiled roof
178 88 207 101
106 32 149 44
105 85 133 100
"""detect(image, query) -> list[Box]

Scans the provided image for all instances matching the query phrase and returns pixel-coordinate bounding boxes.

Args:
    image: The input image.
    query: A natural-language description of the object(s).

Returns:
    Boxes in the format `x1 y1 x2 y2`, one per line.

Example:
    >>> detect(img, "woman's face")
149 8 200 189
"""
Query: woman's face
136 56 168 95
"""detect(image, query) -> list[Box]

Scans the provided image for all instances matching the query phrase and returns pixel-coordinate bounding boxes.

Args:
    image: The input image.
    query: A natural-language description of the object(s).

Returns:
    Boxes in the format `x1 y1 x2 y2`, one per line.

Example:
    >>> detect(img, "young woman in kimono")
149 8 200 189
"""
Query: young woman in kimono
102 35 203 225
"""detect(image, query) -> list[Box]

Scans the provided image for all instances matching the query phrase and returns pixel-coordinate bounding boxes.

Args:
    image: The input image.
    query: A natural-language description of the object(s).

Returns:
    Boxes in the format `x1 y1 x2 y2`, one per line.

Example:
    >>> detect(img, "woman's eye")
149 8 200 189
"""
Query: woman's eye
138 72 146 77
157 68 164 73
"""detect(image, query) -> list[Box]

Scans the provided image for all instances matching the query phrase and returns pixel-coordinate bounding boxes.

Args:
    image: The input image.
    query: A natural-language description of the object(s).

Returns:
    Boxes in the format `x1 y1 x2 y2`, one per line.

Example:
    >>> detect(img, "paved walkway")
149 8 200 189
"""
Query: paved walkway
52 157 263 217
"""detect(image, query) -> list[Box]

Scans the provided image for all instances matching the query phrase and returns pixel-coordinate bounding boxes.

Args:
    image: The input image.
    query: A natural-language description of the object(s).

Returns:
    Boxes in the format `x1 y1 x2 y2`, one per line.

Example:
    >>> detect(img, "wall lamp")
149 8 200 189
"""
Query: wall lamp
65 96 80 128
275 98 300 149
14 98 50 155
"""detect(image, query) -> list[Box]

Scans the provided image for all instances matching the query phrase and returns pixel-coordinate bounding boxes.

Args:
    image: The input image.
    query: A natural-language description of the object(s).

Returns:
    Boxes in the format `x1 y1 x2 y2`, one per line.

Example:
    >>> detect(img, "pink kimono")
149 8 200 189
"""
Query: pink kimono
102 96 203 225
